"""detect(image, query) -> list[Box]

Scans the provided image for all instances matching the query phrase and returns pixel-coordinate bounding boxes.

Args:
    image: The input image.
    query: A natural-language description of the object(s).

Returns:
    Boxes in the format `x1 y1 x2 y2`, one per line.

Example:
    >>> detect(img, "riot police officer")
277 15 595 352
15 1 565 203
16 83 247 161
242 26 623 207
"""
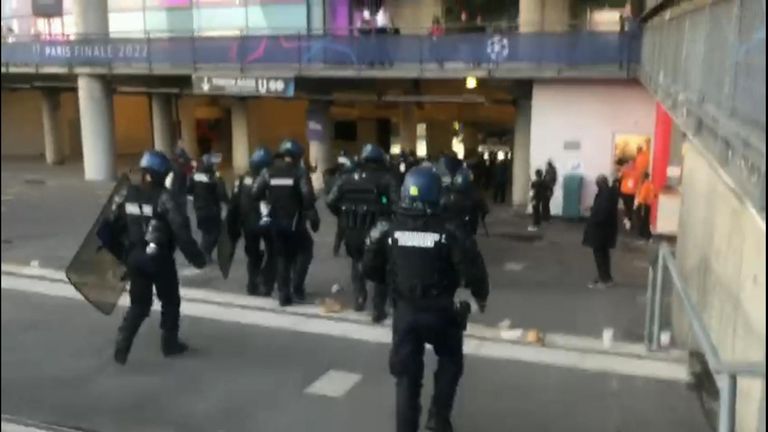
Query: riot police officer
434 152 462 188
168 147 193 209
189 152 228 260
362 166 489 432
326 143 399 322
226 148 276 296
441 166 489 237
330 154 356 257
110 150 208 365
251 139 320 307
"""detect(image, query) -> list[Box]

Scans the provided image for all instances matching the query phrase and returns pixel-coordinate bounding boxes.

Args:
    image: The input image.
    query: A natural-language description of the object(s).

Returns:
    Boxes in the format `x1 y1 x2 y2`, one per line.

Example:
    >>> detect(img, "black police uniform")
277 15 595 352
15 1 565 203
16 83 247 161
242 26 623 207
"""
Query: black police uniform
252 158 320 306
363 183 489 432
228 170 276 296
189 163 228 258
326 160 399 319
111 170 207 364
441 183 489 237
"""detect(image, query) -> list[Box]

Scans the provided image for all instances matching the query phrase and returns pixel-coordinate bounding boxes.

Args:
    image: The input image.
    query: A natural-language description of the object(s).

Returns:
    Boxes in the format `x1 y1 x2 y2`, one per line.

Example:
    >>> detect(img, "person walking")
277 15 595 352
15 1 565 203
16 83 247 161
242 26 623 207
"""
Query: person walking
529 169 548 232
582 175 619 289
543 159 558 221
634 172 656 241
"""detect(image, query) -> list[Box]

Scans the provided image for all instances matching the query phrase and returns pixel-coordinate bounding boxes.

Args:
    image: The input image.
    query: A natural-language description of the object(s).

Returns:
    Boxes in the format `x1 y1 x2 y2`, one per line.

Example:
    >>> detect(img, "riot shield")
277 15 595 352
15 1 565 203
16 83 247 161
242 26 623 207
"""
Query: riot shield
217 212 238 279
65 174 132 315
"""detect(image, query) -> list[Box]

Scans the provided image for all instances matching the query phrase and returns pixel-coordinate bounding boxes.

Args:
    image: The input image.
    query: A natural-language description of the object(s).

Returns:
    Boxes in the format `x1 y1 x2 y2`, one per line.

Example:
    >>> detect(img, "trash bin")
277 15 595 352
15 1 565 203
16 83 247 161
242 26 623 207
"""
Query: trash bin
561 173 583 220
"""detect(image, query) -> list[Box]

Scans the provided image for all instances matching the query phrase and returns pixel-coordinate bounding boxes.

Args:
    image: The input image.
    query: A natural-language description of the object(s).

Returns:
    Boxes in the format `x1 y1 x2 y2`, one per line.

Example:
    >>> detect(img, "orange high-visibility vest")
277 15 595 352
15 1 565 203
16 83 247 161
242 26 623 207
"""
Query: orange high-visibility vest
635 180 656 205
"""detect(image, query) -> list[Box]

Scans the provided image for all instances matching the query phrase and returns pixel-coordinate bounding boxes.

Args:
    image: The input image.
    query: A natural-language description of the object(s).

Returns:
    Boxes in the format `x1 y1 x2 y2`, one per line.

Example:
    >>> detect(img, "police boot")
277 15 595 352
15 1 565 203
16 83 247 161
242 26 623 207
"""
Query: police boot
114 327 138 365
161 332 189 357
425 409 454 432
371 307 387 324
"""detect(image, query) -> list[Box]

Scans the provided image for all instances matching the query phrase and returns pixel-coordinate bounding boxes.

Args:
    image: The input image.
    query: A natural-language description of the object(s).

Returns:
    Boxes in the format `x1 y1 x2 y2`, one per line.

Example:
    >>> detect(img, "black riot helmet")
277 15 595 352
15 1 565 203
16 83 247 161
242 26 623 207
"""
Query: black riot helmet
400 166 442 212
249 147 273 174
451 166 473 192
360 143 386 164
278 139 304 160
139 150 172 185
436 153 462 186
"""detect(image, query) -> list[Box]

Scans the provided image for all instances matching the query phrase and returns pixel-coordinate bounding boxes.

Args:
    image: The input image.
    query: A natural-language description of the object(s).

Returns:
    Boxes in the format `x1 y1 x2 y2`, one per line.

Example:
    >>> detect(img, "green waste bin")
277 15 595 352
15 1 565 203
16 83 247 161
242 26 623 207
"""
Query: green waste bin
561 173 583 220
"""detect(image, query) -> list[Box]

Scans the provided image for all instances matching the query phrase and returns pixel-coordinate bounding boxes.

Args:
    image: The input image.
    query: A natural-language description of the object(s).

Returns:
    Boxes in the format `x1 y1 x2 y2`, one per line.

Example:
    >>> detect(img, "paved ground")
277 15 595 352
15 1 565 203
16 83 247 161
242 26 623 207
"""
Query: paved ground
0 157 711 431
1 157 654 342
1 288 709 432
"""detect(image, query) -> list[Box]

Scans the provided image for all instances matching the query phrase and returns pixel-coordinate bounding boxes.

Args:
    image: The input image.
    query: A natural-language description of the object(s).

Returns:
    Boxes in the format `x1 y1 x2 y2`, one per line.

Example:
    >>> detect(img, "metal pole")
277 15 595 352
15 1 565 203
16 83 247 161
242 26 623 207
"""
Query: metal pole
644 265 655 348
651 248 664 350
717 374 737 432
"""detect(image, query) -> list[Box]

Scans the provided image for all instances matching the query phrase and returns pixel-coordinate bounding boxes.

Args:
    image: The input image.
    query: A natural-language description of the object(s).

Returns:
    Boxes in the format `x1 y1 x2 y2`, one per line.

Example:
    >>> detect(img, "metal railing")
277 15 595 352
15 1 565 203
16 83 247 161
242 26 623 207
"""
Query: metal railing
645 242 766 432
0 29 642 74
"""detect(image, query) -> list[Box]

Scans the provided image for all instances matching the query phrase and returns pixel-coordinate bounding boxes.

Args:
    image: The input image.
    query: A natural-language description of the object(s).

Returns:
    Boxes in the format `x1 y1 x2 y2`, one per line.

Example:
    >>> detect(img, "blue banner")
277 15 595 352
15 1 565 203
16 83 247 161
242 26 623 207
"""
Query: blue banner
1 31 642 69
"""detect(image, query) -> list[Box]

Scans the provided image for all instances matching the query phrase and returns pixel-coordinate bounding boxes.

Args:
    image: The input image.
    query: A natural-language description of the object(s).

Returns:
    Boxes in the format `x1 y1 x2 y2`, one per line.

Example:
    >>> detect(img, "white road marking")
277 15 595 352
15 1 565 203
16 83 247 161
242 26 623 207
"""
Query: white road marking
178 266 204 277
304 370 362 398
1 418 80 432
0 269 690 382
29 260 40 268
503 261 527 272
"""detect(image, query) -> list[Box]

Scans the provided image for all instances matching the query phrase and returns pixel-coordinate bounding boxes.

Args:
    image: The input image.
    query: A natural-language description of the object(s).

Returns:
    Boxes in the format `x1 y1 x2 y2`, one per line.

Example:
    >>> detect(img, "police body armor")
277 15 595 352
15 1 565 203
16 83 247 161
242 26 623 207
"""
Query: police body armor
235 174 269 232
340 170 389 258
265 163 303 231
443 191 479 236
191 170 221 213
389 218 454 303
123 186 172 270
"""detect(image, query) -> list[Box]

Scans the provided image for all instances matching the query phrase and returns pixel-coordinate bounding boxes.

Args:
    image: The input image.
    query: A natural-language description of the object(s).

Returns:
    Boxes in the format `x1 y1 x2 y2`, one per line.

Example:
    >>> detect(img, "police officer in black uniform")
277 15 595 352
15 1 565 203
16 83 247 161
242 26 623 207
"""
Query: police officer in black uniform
326 143 399 322
109 150 208 365
227 147 276 296
330 154 356 257
189 152 228 260
441 166 489 237
251 139 320 307
168 147 192 211
363 166 489 432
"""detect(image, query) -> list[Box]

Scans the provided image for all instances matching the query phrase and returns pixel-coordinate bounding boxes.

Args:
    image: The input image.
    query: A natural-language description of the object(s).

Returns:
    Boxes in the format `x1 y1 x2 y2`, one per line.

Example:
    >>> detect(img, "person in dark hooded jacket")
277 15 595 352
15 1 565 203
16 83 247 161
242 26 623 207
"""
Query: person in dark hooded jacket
582 174 619 289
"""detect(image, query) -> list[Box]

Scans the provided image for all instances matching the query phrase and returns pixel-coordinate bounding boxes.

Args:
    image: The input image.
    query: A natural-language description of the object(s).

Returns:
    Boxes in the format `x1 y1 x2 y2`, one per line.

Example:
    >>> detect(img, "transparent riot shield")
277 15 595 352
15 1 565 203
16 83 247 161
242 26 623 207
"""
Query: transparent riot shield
65 174 132 315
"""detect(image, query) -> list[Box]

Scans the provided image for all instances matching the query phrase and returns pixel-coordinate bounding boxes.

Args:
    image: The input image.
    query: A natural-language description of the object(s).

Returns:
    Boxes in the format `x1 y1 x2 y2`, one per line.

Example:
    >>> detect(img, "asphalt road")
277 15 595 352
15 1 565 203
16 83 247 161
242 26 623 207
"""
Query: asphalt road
1 288 710 432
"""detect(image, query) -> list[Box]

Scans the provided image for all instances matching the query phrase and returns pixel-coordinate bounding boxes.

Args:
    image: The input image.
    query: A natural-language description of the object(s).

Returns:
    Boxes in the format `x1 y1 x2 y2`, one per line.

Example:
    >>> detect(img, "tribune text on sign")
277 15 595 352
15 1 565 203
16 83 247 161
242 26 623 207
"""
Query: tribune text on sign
192 76 295 97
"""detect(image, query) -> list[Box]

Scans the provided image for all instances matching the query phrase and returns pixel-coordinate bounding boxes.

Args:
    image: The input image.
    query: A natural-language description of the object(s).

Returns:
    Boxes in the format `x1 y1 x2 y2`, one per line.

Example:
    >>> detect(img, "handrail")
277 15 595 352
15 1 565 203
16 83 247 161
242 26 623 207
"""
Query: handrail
646 242 766 432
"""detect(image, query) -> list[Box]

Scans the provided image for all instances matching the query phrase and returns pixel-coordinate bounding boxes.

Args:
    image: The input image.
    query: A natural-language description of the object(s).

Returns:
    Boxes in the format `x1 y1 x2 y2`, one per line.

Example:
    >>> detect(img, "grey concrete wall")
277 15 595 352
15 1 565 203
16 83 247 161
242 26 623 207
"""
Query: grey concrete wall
674 142 766 432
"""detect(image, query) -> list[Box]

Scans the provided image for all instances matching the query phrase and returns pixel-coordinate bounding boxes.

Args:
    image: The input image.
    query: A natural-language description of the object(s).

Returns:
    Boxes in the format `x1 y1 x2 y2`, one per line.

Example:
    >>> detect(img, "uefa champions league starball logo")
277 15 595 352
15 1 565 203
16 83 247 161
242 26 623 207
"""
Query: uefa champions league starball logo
486 35 509 62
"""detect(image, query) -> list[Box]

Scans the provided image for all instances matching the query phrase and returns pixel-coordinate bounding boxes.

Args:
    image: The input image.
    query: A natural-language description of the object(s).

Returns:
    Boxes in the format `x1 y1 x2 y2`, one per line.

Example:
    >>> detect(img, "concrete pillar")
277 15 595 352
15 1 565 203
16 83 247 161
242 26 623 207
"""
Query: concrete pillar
399 104 417 152
77 76 115 180
151 94 174 156
230 98 250 176
543 0 571 32
519 0 544 32
512 100 532 209
74 0 114 180
307 102 332 189
178 97 198 158
41 90 65 165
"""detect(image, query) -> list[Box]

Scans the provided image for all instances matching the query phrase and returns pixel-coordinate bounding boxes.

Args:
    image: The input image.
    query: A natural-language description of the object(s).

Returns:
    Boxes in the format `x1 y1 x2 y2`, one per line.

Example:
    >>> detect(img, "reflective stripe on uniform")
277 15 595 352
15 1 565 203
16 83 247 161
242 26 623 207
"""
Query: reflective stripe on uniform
125 202 153 216
393 231 442 248
269 177 294 186
193 172 211 183
243 176 254 186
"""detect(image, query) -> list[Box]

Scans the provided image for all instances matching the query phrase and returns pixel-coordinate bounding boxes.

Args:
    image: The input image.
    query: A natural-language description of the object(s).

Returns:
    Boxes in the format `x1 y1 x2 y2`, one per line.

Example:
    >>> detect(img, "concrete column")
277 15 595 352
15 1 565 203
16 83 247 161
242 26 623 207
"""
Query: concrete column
151 94 174 156
74 0 114 180
543 0 571 32
519 0 544 32
307 102 332 189
512 100 532 209
399 104 417 152
230 98 250 176
41 90 65 165
77 76 115 180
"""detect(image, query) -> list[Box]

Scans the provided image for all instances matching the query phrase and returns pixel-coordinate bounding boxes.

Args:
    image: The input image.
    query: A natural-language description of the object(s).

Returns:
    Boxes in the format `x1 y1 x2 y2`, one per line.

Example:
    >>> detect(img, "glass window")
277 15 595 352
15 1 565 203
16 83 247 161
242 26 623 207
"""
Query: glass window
109 0 144 12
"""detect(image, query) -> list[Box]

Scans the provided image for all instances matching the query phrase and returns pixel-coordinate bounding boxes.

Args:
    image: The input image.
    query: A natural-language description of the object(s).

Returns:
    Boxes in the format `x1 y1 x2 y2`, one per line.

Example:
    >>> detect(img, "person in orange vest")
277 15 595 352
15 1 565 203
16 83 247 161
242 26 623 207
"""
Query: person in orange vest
634 143 650 177
619 160 638 231
634 172 656 241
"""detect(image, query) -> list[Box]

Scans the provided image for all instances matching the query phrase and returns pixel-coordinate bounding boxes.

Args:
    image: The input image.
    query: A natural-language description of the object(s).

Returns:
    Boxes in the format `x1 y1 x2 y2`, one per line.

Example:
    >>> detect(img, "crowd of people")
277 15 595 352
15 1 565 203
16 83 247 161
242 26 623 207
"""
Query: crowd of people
92 142 489 432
